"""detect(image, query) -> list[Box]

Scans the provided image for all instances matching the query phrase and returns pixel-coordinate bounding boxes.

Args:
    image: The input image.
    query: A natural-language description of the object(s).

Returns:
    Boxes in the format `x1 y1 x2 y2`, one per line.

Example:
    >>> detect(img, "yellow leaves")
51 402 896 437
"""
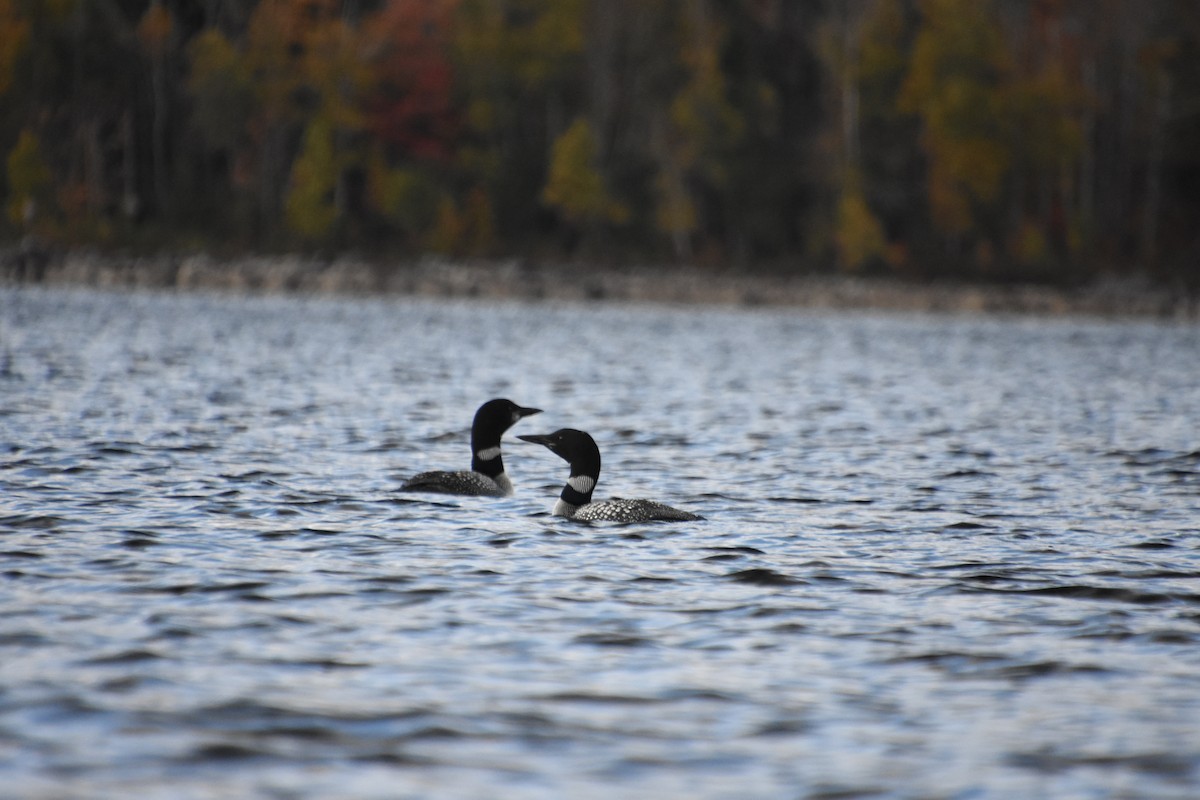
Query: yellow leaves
653 165 696 243
455 0 584 92
188 28 239 80
835 185 887 272
647 5 742 256
244 1 302 121
927 160 971 236
285 119 338 241
243 0 369 133
369 159 438 237
371 142 495 256
5 129 52 228
520 0 584 85
542 117 628 227
426 194 465 254
670 15 744 188
923 127 1008 237
898 0 1013 235
857 0 908 85
1007 63 1085 171
901 0 1008 100
304 17 371 133
425 187 494 256
669 77 744 188
1010 218 1048 267
880 0 1102 274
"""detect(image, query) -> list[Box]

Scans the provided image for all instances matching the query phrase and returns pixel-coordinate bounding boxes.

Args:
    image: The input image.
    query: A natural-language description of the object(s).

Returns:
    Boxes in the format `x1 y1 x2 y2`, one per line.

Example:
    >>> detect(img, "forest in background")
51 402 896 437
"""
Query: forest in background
1 0 1198 285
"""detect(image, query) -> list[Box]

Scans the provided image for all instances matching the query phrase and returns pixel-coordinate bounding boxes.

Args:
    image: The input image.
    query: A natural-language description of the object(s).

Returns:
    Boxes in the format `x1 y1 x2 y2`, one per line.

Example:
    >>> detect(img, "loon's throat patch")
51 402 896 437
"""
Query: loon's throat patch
560 474 595 507
567 475 595 494
475 446 502 462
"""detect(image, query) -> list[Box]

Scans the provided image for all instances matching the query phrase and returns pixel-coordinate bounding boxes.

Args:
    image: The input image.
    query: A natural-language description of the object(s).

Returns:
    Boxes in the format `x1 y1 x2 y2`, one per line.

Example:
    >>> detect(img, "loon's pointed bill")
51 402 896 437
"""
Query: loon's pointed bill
506 404 543 422
519 428 703 523
516 432 557 448
399 398 541 497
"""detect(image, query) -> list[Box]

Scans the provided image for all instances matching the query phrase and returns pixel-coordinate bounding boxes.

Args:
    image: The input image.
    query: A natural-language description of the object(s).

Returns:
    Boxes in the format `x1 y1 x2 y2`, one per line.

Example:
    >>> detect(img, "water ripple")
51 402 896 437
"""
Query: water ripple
2 286 1199 798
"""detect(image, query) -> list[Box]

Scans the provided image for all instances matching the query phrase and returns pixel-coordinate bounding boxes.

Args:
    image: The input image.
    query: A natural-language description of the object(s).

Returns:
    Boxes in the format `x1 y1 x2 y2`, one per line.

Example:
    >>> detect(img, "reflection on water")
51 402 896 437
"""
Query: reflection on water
2 285 1199 799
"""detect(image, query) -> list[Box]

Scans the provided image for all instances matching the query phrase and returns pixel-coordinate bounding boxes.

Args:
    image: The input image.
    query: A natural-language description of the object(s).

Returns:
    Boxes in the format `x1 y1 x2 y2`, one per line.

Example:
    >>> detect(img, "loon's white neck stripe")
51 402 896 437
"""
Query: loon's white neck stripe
476 446 502 461
567 475 595 494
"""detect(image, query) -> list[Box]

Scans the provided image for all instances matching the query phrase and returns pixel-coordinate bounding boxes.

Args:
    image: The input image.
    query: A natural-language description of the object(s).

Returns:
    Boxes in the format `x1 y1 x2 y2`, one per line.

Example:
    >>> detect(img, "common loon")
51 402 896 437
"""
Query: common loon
400 399 542 496
518 428 703 522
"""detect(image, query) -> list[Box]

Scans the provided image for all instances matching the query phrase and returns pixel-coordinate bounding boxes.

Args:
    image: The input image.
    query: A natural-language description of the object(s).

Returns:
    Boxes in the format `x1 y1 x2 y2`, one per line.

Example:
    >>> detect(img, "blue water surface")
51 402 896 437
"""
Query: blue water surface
2 285 1199 799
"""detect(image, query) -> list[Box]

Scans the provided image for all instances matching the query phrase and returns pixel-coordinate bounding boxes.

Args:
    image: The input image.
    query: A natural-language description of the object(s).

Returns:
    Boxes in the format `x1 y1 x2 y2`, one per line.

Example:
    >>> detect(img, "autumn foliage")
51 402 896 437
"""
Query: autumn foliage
0 0 1197 283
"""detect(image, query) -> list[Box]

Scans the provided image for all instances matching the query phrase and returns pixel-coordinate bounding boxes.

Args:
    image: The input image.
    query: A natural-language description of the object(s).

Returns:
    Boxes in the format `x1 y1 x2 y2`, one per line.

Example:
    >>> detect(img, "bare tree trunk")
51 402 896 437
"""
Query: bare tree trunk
1079 58 1096 243
840 4 860 180
1140 69 1170 268
587 0 618 152
83 118 105 217
122 110 139 220
151 49 170 219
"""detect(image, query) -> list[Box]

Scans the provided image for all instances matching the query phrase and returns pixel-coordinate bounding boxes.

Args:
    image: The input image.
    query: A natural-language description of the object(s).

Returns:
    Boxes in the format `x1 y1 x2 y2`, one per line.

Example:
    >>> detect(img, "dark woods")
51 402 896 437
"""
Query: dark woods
1 0 1197 285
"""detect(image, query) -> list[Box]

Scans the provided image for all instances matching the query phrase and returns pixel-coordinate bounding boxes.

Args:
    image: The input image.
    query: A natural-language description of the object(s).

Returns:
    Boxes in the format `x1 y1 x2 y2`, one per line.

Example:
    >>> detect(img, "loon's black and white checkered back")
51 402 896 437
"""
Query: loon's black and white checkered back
519 428 703 523
400 399 540 497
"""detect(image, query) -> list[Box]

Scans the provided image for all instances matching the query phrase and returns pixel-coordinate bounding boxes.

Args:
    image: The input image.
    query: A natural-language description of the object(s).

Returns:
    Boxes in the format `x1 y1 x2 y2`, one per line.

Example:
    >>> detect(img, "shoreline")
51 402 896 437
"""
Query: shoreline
2 248 1196 319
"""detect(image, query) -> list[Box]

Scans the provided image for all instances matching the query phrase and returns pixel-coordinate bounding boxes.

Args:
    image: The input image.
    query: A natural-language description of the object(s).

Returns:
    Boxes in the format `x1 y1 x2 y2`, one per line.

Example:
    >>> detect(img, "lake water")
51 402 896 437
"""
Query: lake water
2 285 1199 799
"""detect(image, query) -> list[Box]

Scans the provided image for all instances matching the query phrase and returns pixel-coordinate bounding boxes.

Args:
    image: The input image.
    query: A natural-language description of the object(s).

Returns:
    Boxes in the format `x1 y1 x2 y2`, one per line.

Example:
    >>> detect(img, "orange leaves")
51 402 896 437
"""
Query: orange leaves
136 3 173 58
0 0 29 96
0 0 1190 272
243 0 371 132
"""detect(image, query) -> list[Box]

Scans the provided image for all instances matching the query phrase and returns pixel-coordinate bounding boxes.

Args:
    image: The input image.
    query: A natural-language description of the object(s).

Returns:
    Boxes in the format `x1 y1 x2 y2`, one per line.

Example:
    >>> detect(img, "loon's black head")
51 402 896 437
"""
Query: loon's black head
472 399 541 442
470 398 541 475
518 428 602 478
519 428 603 511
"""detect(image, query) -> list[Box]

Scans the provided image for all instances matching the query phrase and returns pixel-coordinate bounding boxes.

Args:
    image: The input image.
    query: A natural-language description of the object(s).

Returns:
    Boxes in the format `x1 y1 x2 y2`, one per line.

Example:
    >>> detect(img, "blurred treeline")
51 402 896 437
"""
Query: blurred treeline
1 0 1198 283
